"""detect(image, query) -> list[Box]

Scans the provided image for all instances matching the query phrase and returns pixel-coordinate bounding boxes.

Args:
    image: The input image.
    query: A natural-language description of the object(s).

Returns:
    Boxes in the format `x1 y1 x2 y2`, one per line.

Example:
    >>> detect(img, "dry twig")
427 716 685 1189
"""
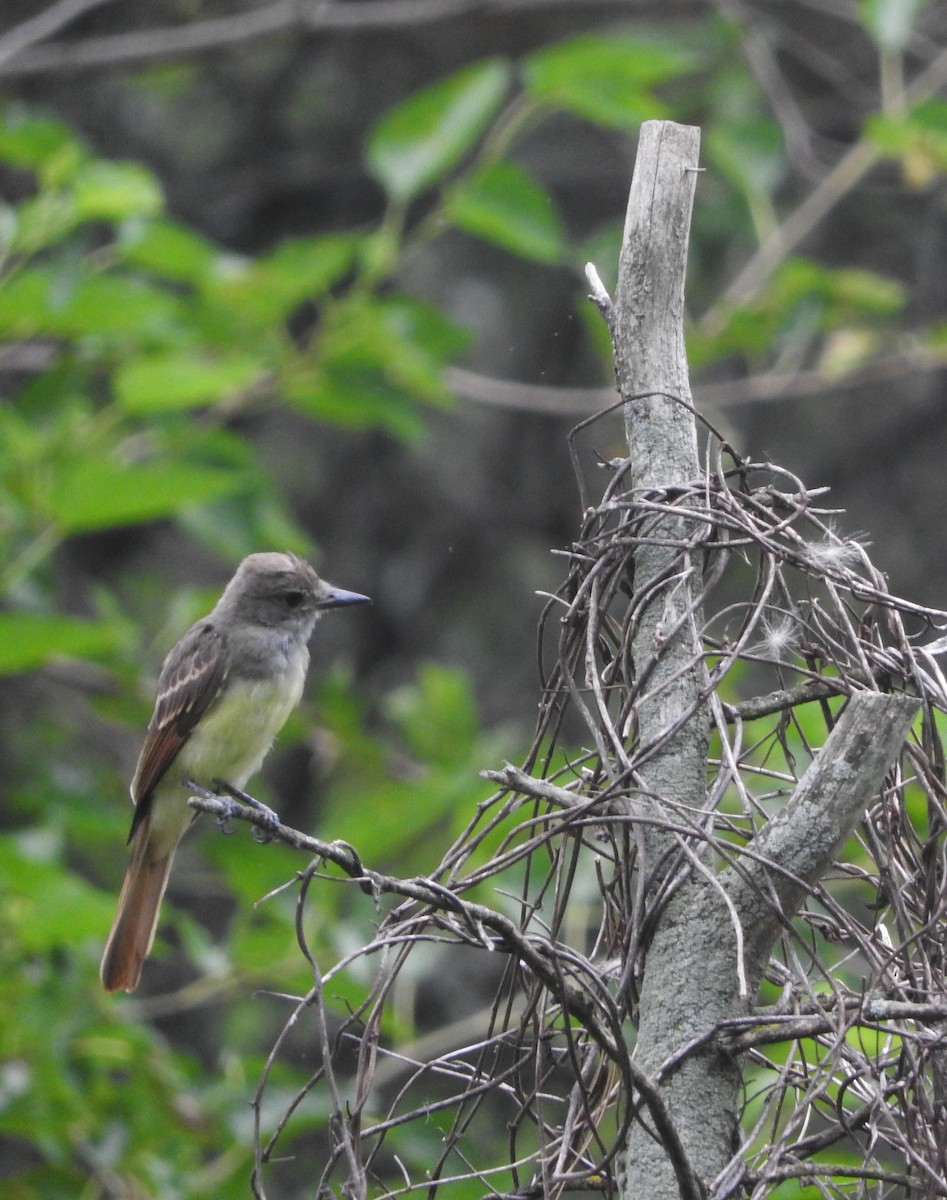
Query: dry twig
192 428 947 1198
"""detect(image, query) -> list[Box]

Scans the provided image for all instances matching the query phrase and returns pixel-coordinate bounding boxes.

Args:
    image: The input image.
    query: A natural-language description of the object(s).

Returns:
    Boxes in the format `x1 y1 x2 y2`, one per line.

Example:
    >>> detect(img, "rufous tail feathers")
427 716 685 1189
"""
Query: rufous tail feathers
100 824 176 993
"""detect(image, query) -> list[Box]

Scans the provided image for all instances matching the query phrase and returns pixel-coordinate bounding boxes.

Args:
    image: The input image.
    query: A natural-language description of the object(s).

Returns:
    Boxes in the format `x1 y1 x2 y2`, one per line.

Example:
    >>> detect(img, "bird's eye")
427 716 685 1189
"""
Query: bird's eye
283 590 306 608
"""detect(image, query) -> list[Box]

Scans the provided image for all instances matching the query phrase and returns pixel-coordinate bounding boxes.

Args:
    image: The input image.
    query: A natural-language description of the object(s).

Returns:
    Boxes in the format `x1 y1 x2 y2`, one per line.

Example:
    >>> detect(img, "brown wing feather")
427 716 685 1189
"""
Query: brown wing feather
128 622 229 838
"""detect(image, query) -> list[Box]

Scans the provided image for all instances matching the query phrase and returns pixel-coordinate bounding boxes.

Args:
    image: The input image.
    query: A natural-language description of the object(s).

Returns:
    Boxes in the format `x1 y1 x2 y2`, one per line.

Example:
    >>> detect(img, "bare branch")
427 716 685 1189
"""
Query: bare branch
0 0 115 66
0 0 660 78
708 37 947 310
187 790 622 1058
730 691 920 950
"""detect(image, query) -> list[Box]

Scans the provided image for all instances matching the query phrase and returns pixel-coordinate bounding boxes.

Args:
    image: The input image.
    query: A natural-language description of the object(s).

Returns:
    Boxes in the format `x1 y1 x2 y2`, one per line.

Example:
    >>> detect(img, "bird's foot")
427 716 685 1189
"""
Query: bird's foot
184 777 243 835
186 779 244 835
213 780 280 843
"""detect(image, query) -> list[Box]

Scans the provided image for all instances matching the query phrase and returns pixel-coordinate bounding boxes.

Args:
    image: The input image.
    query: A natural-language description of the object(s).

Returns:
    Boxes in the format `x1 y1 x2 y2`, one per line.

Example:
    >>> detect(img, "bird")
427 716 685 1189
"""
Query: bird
100 551 369 993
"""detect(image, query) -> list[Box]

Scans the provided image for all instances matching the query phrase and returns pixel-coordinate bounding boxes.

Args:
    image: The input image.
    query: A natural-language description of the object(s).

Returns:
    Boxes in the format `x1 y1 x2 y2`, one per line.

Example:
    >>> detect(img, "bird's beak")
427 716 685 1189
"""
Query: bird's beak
318 587 371 609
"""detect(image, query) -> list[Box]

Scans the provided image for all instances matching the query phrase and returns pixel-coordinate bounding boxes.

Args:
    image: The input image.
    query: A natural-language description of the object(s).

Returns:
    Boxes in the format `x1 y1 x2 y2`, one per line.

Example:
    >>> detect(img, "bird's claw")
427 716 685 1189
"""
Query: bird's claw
213 780 280 843
185 779 240 835
213 795 243 835
250 807 279 844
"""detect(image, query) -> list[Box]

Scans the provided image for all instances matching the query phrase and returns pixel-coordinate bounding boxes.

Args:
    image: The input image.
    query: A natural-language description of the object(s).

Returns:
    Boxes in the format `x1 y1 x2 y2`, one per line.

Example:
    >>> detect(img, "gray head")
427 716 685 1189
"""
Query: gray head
213 551 370 636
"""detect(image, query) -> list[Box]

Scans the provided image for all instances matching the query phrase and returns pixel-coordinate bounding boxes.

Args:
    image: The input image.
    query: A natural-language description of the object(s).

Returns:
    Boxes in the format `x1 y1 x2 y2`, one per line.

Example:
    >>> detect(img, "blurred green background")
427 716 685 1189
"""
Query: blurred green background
2 1 947 1195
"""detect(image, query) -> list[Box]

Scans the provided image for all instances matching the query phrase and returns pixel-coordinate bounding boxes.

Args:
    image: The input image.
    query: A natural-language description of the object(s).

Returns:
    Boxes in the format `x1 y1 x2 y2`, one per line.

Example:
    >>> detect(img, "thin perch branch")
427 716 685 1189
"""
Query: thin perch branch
188 787 704 1200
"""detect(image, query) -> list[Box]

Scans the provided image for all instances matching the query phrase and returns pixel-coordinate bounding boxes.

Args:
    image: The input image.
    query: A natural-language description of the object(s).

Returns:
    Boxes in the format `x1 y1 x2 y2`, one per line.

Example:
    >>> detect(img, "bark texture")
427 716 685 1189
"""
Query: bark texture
611 121 920 1199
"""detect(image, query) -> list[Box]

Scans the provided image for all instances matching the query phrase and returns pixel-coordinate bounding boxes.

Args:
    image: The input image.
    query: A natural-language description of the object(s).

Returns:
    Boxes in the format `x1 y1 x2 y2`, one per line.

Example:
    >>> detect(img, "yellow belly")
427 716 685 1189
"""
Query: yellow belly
174 671 305 790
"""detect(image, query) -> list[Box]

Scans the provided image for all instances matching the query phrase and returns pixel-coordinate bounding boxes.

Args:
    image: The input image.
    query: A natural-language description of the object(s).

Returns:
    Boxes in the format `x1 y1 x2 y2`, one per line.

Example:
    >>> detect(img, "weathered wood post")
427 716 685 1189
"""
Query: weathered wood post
602 120 919 1199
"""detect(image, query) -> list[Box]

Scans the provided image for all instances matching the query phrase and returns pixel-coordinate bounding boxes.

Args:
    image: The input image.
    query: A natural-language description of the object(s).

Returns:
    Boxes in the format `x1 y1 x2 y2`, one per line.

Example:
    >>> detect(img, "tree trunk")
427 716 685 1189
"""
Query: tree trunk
609 121 920 1199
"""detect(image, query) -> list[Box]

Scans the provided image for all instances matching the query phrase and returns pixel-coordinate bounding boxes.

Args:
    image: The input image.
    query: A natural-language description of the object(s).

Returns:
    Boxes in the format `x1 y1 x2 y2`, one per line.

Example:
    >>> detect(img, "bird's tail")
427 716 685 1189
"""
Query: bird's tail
100 823 176 993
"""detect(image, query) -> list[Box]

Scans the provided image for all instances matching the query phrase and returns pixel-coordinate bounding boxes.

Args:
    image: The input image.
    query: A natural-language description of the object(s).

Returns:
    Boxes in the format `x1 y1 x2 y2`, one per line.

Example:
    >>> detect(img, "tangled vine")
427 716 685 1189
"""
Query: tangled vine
192 410 947 1200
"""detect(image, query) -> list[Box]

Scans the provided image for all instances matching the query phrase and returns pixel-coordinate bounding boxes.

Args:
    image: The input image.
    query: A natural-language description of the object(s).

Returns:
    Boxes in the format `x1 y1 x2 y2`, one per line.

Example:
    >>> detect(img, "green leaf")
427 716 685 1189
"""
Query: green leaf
0 613 122 673
912 98 947 135
923 320 947 354
446 161 565 262
10 189 80 254
777 259 906 318
866 101 947 186
328 772 473 866
284 359 425 439
57 275 184 340
72 160 164 221
114 351 264 413
0 268 184 342
386 663 479 768
689 258 906 368
380 294 470 366
0 124 152 253
0 111 84 185
0 112 72 168
286 294 467 432
321 293 458 377
47 460 243 533
0 834 115 946
524 34 696 129
117 217 219 284
259 233 358 301
367 59 512 202
204 234 358 332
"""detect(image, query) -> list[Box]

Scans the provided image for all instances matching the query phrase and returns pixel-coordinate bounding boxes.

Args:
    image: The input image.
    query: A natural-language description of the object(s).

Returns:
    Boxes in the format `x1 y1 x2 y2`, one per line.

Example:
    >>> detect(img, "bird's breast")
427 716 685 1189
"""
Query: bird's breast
174 655 308 790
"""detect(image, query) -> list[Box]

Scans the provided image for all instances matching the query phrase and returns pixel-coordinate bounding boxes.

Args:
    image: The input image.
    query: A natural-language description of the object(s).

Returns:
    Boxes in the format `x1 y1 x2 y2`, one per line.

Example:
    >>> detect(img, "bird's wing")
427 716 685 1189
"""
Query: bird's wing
129 622 230 827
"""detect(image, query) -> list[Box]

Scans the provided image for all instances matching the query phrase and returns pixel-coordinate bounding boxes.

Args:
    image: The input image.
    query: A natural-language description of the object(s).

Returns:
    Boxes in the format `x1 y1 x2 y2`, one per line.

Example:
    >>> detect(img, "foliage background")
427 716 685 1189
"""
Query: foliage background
2 0 947 1196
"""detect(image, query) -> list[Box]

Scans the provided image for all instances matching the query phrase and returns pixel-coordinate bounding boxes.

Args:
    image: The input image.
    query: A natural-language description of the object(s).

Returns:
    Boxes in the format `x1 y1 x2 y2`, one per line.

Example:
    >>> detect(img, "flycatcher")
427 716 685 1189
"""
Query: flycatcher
100 551 369 993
